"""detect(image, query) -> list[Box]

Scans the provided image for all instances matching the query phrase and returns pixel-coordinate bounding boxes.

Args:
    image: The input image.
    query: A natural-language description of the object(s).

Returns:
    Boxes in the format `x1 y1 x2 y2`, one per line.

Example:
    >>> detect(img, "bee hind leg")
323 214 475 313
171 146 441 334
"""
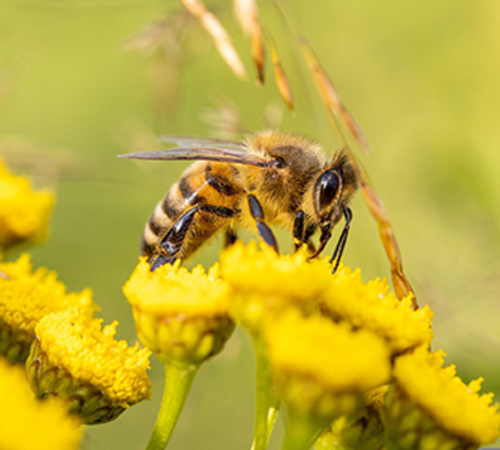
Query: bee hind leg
150 206 201 271
247 194 279 254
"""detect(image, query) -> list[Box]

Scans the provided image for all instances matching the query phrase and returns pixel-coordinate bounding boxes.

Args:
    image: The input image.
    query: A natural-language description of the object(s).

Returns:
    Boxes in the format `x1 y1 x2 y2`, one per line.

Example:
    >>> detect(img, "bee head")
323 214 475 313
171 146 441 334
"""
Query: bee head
313 152 358 230
314 169 342 222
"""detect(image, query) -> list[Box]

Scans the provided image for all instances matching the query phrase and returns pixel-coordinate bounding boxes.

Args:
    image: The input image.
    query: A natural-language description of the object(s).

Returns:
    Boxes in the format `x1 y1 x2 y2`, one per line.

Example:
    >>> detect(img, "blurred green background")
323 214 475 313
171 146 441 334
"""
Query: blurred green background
1 0 499 448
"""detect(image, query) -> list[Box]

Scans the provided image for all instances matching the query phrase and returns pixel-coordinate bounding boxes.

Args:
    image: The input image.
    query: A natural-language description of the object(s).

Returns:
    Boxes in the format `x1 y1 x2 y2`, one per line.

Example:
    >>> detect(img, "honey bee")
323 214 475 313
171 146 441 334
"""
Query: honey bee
119 131 359 271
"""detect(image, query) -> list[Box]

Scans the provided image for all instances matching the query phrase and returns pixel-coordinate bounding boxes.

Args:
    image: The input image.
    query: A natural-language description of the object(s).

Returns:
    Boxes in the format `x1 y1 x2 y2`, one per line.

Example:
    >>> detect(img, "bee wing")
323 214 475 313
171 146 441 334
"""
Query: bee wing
118 146 269 167
158 135 246 150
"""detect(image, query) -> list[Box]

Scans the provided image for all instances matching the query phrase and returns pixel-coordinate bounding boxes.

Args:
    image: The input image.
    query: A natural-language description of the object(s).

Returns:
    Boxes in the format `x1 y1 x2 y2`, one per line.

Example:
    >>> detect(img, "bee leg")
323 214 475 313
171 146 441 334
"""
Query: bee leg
247 194 279 253
151 206 201 271
330 207 353 274
224 229 238 248
307 226 332 260
292 211 305 251
150 254 176 271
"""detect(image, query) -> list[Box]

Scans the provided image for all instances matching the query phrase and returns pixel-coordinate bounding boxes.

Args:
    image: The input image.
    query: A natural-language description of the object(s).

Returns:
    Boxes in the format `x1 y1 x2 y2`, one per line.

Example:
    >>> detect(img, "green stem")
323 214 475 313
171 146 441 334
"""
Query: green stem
146 363 198 450
281 412 326 450
251 338 280 450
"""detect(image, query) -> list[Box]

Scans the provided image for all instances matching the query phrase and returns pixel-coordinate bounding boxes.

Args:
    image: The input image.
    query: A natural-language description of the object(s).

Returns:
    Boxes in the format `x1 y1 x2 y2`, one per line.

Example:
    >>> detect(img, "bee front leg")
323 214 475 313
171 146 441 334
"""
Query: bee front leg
330 207 353 274
292 211 305 251
247 194 279 254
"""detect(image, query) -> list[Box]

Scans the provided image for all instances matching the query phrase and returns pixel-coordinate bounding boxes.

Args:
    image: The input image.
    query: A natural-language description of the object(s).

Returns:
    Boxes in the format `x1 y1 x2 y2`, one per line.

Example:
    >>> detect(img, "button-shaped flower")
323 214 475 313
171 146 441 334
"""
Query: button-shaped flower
321 265 433 354
26 307 152 424
124 258 234 366
265 311 391 450
385 347 500 450
123 258 234 450
221 241 332 334
0 357 82 450
0 157 54 250
0 255 95 364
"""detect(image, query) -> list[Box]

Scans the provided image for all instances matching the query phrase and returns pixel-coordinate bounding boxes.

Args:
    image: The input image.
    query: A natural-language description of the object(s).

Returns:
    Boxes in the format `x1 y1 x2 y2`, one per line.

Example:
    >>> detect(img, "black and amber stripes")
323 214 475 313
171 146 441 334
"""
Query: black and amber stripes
140 161 244 261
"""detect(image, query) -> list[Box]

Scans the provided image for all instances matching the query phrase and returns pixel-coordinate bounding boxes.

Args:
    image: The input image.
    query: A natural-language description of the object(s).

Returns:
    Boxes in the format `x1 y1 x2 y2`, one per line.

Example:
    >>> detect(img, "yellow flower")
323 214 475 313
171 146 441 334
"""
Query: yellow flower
0 254 95 364
221 242 332 332
0 357 82 450
0 158 54 249
123 258 234 365
27 307 152 424
266 311 391 421
385 347 500 449
321 265 433 353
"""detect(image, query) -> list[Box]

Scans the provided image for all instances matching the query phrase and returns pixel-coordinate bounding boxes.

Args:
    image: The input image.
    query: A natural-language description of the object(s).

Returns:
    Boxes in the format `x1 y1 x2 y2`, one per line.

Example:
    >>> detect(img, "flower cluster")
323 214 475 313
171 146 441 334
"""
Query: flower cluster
0 157 54 250
124 240 500 450
0 160 152 447
1 156 498 450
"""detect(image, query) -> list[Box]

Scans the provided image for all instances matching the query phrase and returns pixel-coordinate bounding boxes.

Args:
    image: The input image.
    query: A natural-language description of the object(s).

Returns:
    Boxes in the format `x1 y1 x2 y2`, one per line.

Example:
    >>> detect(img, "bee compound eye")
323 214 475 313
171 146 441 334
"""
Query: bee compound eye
317 170 340 211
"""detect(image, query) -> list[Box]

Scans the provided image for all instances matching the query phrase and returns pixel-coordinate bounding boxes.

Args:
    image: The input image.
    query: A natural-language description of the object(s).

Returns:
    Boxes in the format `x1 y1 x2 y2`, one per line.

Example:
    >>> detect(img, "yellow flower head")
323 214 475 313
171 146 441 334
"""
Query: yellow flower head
0 357 82 450
0 158 54 249
266 311 391 421
220 242 332 332
0 254 95 364
321 265 434 353
388 347 500 448
28 307 152 424
123 259 234 365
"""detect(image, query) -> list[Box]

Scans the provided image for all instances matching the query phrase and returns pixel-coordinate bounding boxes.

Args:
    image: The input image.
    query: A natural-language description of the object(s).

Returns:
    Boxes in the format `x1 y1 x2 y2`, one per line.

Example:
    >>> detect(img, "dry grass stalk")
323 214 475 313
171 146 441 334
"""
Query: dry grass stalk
299 38 371 155
233 0 256 34
201 96 247 140
124 11 194 127
181 0 247 80
234 0 265 85
250 18 265 85
269 39 294 112
361 183 417 308
297 38 416 307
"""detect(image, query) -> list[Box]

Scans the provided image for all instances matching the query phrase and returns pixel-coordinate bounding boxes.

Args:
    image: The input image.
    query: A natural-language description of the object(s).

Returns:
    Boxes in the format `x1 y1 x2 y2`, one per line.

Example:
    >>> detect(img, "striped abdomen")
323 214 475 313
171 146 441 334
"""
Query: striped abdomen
141 161 244 261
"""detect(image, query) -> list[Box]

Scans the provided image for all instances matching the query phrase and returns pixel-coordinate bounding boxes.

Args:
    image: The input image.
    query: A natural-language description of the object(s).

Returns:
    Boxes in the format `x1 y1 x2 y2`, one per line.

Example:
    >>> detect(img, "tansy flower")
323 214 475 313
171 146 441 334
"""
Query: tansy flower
0 157 54 249
124 258 233 365
220 241 336 450
265 311 391 450
123 258 234 450
220 241 332 333
0 254 95 364
0 357 82 450
26 307 152 424
385 347 500 450
320 265 433 354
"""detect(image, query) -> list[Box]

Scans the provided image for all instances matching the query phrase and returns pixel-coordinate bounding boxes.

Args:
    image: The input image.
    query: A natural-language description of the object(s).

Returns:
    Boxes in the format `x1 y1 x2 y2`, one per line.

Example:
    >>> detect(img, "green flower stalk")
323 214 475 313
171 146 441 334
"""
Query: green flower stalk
123 259 235 450
315 386 388 450
221 242 333 450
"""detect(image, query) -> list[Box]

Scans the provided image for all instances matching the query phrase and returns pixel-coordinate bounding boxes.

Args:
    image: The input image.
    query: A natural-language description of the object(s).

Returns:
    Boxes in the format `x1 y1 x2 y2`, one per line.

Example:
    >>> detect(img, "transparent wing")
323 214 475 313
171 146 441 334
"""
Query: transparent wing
118 146 269 167
158 135 246 150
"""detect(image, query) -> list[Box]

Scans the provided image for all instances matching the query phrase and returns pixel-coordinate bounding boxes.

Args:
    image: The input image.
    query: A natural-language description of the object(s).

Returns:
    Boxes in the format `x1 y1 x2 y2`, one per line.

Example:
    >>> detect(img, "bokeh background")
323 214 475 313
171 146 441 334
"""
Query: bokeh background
1 0 499 448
